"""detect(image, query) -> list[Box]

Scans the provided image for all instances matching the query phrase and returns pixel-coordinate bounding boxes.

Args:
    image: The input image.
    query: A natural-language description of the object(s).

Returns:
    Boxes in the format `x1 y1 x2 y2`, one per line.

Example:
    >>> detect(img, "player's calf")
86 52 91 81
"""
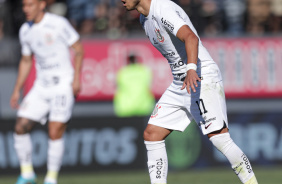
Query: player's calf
14 133 36 181
44 138 64 184
145 140 168 184
209 133 258 184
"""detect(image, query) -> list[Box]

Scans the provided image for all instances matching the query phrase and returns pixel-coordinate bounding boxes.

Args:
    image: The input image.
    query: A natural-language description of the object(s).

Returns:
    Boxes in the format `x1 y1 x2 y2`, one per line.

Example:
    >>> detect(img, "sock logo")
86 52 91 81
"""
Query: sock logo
156 158 163 179
241 153 252 173
148 165 155 174
232 162 243 175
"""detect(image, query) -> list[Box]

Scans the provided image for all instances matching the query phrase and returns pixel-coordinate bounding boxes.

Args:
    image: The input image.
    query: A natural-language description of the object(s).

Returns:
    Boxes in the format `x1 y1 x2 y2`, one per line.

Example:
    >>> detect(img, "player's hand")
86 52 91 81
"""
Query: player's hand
181 69 201 94
72 77 81 97
10 90 20 109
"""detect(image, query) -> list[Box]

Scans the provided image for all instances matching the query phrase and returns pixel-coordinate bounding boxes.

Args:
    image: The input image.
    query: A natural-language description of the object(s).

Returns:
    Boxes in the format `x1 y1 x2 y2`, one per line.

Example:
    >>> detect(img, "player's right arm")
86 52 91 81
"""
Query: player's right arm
160 3 201 94
10 55 32 109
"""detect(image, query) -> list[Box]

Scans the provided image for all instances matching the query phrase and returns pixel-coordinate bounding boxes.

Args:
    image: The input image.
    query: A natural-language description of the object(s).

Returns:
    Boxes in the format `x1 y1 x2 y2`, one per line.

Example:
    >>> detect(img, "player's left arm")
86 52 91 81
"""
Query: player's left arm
177 25 201 94
71 40 84 96
59 16 84 96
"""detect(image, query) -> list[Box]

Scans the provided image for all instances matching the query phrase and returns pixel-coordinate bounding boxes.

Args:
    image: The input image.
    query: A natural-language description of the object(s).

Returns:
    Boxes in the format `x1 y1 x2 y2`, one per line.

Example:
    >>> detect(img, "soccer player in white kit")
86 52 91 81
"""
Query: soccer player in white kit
9 0 83 184
121 0 258 183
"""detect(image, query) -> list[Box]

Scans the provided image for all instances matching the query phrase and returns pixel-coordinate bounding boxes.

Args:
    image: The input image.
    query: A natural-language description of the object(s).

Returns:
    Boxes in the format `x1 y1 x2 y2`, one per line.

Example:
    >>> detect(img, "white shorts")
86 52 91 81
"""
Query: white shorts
149 64 228 135
17 83 74 125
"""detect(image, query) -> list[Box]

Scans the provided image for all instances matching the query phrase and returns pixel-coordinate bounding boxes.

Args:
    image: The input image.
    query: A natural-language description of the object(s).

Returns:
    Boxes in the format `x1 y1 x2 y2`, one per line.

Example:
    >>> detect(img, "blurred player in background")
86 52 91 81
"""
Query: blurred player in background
122 0 258 183
10 0 83 183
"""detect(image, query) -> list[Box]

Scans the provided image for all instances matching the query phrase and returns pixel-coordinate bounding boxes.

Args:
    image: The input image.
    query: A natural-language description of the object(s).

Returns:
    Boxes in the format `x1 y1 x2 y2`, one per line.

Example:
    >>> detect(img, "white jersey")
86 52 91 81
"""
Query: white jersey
19 13 79 87
140 0 215 85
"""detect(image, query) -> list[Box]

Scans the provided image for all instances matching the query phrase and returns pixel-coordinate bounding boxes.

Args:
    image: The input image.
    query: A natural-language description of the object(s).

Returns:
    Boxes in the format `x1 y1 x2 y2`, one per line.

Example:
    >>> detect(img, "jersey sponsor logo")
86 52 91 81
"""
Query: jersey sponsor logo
204 117 216 123
154 29 164 43
44 24 55 30
162 51 175 57
173 73 186 81
170 60 184 70
161 17 174 32
38 63 60 70
199 117 216 127
151 104 161 118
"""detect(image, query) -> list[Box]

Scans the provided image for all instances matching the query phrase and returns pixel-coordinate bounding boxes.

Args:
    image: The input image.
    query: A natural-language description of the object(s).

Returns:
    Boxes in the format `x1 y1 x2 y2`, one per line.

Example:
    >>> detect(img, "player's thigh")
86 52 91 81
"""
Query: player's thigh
190 81 228 135
49 86 74 123
17 87 49 124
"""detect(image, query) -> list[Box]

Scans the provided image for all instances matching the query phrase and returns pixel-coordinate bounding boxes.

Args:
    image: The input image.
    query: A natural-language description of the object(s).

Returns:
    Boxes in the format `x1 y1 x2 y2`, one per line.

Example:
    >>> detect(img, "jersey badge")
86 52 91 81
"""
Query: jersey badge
45 34 54 45
151 104 161 118
154 29 164 43
153 38 158 45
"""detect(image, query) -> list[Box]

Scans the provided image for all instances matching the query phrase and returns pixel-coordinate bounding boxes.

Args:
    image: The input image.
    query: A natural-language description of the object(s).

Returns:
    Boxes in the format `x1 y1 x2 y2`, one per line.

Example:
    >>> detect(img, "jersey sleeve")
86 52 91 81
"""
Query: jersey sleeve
159 6 187 37
59 18 80 46
19 25 32 56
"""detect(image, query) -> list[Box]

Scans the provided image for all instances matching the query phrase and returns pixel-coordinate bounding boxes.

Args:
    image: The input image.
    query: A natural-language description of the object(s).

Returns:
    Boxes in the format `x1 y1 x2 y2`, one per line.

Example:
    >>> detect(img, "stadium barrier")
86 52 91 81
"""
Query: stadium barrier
1 113 282 174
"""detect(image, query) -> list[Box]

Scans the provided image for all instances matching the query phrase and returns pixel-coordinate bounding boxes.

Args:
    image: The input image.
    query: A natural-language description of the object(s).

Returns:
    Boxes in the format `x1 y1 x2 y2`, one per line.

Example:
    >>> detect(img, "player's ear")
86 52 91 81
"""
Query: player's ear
39 0 47 11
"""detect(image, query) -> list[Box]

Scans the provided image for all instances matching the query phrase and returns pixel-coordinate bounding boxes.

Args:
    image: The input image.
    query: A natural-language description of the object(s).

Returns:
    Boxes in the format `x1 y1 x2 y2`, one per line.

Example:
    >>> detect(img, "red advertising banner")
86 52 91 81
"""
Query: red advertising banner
24 38 282 101
204 38 282 98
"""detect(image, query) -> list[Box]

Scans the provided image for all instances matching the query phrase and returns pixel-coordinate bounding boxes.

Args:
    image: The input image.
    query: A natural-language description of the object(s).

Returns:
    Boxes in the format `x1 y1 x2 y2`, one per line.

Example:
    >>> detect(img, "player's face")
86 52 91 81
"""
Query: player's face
121 0 140 11
22 0 46 21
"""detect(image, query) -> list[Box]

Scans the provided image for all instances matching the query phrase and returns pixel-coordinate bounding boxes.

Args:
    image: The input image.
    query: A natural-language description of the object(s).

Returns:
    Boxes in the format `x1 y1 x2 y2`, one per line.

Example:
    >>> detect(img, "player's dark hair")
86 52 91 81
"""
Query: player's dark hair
128 55 137 64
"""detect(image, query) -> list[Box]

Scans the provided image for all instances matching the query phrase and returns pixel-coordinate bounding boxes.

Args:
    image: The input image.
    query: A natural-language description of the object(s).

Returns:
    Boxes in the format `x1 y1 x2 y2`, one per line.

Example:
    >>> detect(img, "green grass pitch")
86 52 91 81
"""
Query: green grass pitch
1 166 281 184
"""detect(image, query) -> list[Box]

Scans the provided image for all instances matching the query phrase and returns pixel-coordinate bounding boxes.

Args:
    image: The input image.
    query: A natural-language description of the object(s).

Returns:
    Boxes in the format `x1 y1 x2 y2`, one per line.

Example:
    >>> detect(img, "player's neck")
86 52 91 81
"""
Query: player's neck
136 0 151 17
34 12 45 24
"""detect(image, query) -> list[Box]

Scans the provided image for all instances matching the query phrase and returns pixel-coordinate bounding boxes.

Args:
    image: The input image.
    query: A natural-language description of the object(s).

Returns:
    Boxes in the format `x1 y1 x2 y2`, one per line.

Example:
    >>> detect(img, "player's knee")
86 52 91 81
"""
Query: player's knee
14 124 25 134
48 128 65 140
209 132 233 153
48 122 66 140
14 118 33 134
143 130 150 141
143 130 159 141
48 130 62 140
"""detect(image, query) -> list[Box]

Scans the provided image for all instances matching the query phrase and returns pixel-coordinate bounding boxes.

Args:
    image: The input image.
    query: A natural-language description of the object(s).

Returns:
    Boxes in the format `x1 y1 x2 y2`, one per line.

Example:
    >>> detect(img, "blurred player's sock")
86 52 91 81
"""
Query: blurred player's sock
145 140 168 184
44 170 58 184
210 133 258 184
44 138 64 184
14 133 36 179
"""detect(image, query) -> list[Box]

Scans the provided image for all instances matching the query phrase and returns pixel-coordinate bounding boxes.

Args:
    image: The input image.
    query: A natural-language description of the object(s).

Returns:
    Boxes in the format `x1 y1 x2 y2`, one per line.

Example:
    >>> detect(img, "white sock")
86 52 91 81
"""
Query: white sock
45 138 64 184
210 133 258 184
145 140 168 184
14 133 35 179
